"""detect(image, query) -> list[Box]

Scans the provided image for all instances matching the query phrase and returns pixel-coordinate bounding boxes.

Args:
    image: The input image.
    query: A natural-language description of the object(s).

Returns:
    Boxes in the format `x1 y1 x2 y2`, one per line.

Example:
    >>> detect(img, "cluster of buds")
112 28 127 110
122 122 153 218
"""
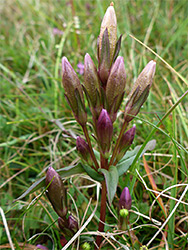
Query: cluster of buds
43 3 157 248
46 167 78 244
62 2 156 163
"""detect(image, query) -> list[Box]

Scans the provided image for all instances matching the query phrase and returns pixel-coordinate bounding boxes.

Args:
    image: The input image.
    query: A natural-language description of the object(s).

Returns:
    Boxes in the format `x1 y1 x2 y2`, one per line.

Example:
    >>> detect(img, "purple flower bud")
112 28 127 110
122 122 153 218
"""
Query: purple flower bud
58 217 74 237
68 215 78 233
62 57 87 125
116 125 136 162
119 187 132 210
76 136 92 166
98 28 111 85
98 3 117 64
36 245 49 250
96 109 113 154
106 56 126 120
84 53 101 108
124 60 156 122
46 167 67 218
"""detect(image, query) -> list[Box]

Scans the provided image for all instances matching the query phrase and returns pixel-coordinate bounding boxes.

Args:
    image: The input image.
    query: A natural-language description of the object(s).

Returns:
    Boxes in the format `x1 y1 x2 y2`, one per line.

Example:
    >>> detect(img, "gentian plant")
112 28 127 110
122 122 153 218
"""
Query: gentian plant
16 3 156 249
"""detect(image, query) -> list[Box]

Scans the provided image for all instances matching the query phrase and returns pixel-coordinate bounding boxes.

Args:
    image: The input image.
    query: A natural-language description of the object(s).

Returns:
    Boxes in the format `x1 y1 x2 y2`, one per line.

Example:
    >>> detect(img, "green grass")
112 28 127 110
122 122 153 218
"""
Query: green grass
0 0 188 249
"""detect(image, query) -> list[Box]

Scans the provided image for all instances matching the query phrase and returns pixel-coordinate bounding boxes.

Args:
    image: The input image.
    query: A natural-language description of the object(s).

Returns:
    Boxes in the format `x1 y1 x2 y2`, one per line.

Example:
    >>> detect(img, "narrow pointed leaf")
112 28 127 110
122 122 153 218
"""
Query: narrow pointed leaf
113 34 122 63
116 140 156 176
82 164 104 182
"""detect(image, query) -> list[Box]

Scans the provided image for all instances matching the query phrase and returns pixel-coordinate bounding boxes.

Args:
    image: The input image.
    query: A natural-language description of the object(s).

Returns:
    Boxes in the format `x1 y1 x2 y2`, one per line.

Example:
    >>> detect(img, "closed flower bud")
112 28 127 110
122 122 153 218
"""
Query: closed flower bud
119 208 129 218
46 167 67 218
98 28 111 85
84 53 100 107
98 3 117 64
124 60 156 122
116 125 136 162
119 187 132 210
36 245 49 250
96 109 113 154
106 56 126 121
76 136 92 166
68 215 78 233
58 217 74 237
62 57 87 125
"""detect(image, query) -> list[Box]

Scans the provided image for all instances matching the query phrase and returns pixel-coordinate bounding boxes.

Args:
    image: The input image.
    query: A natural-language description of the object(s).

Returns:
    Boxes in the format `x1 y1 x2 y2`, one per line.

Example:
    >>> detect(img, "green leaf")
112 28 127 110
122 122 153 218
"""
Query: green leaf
15 163 85 201
82 164 104 182
100 166 119 205
117 139 156 176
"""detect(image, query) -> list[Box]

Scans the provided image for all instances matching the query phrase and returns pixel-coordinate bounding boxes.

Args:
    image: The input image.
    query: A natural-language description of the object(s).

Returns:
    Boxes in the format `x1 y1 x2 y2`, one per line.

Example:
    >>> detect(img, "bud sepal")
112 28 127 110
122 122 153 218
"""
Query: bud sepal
96 109 113 155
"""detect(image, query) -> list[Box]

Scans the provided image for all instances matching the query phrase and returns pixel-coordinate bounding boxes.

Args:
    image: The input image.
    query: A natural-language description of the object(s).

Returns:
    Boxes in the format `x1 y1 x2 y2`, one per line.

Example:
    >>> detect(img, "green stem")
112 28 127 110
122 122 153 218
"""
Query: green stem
109 121 128 166
126 216 134 250
82 125 99 169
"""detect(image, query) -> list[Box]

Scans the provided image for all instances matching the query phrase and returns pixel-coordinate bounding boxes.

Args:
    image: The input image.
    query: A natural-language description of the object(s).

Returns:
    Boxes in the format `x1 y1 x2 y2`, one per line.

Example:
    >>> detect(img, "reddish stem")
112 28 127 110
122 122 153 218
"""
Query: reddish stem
109 121 128 166
95 156 108 248
96 180 107 248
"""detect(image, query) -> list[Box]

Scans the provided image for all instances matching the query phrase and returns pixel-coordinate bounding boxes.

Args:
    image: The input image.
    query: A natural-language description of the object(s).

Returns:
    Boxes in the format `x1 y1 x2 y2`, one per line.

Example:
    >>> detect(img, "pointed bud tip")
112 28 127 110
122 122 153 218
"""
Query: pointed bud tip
97 109 113 154
119 187 132 210
62 56 70 72
62 56 68 66
46 166 57 181
146 60 156 77
98 109 112 123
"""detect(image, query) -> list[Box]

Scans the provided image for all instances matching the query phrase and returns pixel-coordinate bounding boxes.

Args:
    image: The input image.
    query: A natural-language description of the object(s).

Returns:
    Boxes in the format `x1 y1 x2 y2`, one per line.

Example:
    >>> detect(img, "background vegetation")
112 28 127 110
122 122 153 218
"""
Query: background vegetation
0 0 187 249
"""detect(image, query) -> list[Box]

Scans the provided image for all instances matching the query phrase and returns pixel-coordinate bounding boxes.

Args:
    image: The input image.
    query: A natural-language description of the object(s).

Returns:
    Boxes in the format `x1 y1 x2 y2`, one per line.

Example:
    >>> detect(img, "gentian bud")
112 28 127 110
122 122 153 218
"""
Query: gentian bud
68 215 78 233
84 53 102 118
84 53 100 106
119 187 132 210
62 57 87 125
98 3 117 64
106 56 126 121
36 245 49 250
96 109 113 155
46 167 67 218
119 208 129 218
116 125 136 162
98 3 117 85
76 136 92 166
124 60 156 122
58 217 74 237
98 28 111 85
